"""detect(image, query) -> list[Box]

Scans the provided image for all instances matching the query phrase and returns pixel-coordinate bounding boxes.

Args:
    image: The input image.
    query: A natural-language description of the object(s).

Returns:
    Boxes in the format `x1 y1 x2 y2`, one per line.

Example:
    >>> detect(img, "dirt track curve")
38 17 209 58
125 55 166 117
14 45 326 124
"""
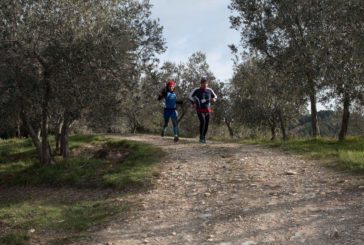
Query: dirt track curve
84 135 364 245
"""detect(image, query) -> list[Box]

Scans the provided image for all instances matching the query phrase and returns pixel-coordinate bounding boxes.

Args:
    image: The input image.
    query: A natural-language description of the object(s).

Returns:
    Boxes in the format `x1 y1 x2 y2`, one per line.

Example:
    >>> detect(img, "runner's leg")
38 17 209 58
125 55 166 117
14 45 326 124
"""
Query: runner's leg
171 111 179 142
197 112 206 142
161 110 170 137
203 113 210 141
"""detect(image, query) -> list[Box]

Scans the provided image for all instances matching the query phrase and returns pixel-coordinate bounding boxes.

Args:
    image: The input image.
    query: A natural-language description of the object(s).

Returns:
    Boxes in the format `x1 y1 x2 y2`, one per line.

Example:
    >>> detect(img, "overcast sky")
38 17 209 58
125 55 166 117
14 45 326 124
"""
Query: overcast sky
150 0 240 82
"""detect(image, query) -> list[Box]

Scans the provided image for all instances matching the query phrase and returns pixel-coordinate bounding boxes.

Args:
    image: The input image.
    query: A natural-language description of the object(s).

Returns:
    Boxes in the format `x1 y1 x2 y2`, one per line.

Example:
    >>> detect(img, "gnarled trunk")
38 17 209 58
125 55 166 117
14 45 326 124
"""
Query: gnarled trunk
308 79 320 137
21 110 42 163
278 109 287 141
270 116 277 141
60 119 70 158
55 119 63 155
338 93 350 141
40 79 52 165
224 118 234 138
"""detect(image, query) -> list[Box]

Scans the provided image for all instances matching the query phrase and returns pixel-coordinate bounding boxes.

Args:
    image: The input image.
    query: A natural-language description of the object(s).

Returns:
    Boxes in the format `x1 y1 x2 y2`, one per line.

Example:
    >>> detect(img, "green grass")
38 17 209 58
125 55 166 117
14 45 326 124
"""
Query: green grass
0 136 164 189
246 136 364 173
0 135 165 244
101 140 164 188
68 134 107 149
0 194 128 244
0 232 29 245
0 200 125 231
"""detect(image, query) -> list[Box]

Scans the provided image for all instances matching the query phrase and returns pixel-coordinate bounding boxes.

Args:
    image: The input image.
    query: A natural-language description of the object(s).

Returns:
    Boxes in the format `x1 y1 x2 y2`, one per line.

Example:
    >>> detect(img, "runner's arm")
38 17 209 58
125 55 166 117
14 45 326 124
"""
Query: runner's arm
188 88 198 104
209 88 217 102
158 88 166 101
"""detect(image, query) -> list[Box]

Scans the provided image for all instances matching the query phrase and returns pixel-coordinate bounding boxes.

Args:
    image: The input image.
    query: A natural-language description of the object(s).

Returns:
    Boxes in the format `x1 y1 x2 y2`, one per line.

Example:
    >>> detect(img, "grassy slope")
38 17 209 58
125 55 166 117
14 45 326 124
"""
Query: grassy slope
240 136 364 173
0 135 165 244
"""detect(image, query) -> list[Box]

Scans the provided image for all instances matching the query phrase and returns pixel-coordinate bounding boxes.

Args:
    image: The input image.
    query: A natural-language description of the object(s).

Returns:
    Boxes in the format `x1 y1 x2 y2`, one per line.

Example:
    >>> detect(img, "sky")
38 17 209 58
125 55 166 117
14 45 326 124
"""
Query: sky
149 1 331 111
150 0 240 83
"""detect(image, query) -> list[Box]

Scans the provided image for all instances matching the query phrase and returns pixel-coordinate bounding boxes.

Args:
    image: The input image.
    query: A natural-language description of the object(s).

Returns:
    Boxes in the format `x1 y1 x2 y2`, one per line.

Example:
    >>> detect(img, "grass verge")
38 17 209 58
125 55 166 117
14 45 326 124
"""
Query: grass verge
239 136 364 173
0 135 165 244
0 136 164 189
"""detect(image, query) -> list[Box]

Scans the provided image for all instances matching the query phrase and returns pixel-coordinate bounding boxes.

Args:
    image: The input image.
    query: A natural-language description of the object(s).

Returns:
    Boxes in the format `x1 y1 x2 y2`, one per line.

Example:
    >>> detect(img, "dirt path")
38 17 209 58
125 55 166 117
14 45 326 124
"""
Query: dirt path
85 135 364 245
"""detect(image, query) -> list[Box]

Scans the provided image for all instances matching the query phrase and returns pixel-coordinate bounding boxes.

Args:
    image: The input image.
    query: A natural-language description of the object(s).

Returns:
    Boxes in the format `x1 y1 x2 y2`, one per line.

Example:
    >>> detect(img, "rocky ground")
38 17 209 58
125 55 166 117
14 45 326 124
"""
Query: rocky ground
81 135 364 245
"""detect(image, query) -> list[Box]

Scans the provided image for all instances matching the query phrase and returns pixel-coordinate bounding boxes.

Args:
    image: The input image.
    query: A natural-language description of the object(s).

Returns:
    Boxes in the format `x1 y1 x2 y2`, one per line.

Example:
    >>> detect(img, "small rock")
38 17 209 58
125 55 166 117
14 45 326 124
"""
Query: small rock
358 186 364 189
204 192 211 197
304 193 316 199
143 239 149 244
184 235 192 242
28 229 35 234
333 228 339 238
326 228 340 238
336 179 348 184
285 170 297 175
307 207 321 212
199 213 212 220
172 232 177 236
241 241 257 245
290 231 305 243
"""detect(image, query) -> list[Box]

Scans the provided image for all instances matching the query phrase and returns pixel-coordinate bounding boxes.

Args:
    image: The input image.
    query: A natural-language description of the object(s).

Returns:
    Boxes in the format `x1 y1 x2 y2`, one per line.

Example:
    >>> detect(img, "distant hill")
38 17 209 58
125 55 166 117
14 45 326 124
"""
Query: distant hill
290 110 364 137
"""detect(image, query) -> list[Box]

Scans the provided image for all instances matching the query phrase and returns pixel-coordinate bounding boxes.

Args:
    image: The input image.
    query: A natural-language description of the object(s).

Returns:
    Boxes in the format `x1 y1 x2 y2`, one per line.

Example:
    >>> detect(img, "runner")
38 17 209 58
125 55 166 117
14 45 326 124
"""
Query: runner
188 77 217 143
158 79 182 142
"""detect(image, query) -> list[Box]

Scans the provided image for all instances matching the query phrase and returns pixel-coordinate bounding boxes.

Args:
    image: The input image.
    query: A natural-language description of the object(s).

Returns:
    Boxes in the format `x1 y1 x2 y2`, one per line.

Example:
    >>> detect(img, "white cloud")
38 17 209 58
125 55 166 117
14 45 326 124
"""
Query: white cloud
150 0 240 81
206 51 234 82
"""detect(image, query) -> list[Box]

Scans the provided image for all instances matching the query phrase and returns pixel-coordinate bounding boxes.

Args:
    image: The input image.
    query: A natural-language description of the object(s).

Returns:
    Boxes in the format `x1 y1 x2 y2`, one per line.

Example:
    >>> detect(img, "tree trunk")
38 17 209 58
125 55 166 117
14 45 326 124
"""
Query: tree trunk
177 104 188 124
55 119 63 155
224 118 234 138
308 80 320 137
16 118 21 138
338 93 351 141
55 133 60 155
60 113 73 158
40 78 52 165
21 110 42 163
60 122 70 158
278 109 287 141
128 113 138 134
270 117 276 141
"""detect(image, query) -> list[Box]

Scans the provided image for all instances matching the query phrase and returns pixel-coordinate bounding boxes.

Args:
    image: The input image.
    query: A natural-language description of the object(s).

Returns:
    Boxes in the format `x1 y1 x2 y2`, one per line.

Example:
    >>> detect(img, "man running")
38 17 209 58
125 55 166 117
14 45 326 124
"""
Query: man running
158 79 182 142
188 77 217 143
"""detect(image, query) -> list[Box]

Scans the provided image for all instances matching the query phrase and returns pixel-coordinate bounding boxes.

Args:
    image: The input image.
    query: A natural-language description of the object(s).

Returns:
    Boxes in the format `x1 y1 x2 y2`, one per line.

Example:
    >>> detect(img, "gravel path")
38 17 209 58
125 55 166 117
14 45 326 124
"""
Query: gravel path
86 135 364 245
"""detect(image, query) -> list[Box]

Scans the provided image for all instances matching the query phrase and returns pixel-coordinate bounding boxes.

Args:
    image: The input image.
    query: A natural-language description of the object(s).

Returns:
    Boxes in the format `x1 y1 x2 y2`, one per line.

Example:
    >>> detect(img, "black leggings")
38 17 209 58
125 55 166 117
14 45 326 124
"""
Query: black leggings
197 112 210 139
